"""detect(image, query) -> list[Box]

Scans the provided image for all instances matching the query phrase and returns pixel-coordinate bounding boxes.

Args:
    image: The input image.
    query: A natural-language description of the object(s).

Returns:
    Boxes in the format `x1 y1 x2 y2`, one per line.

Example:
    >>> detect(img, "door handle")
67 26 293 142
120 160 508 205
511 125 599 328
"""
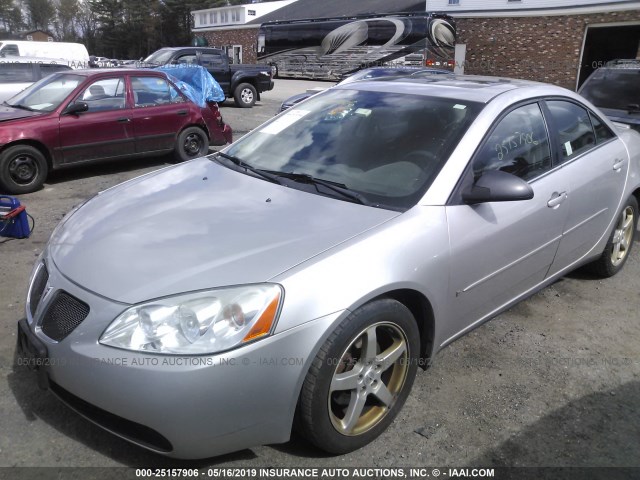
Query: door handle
547 191 568 208
176 110 188 116
613 158 626 171
117 117 131 123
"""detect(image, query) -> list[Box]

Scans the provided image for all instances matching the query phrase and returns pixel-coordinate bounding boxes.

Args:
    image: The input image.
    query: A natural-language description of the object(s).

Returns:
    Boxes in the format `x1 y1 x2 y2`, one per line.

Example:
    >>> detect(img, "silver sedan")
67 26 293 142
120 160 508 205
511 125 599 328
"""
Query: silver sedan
17 75 640 458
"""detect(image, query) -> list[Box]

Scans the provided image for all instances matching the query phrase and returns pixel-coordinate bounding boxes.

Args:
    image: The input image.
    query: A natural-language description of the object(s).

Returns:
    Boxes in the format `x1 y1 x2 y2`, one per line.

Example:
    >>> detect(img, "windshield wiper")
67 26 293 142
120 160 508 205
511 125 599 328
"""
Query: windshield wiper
5 103 35 111
213 152 283 185
262 171 370 206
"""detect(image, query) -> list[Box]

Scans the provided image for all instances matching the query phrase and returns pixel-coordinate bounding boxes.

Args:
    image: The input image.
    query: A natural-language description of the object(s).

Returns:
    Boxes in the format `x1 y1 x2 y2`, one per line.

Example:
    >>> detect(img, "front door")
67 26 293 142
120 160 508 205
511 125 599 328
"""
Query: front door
444 102 569 345
59 76 134 164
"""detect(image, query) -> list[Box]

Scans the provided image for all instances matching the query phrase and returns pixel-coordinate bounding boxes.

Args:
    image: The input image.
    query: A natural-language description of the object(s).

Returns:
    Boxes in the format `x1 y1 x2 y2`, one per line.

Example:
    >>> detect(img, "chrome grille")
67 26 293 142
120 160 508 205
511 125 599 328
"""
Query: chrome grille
41 291 90 341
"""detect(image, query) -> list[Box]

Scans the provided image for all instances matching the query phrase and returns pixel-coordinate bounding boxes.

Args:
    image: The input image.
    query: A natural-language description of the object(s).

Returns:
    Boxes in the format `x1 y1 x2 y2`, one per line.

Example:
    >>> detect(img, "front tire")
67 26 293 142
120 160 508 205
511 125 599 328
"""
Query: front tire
174 127 209 162
0 145 48 194
296 298 419 454
233 83 257 108
589 195 638 278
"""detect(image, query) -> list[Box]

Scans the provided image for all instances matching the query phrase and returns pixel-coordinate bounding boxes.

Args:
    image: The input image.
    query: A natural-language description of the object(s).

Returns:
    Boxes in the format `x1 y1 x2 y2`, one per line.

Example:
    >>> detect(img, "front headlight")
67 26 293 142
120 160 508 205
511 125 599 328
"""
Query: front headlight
99 284 282 355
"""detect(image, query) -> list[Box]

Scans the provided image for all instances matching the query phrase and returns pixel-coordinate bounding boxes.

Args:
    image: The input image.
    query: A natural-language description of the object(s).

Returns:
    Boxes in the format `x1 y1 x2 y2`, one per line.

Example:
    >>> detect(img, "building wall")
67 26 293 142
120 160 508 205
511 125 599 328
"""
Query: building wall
201 27 260 64
456 9 640 89
193 0 296 29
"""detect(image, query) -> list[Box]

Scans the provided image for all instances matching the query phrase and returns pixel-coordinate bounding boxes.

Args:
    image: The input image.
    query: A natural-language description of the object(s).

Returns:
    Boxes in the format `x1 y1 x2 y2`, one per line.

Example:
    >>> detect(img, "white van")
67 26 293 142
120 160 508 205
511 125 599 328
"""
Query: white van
0 41 89 68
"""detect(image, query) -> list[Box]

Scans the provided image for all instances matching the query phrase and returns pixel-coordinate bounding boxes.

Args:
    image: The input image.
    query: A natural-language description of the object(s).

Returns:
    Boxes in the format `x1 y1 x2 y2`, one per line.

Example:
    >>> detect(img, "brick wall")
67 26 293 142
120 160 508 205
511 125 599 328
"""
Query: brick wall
199 27 260 63
456 10 640 89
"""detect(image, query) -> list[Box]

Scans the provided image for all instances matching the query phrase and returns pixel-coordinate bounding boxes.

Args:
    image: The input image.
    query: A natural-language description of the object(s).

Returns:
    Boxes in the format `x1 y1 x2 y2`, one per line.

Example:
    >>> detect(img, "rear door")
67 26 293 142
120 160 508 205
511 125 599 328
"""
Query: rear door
58 75 134 163
544 99 629 275
130 74 190 154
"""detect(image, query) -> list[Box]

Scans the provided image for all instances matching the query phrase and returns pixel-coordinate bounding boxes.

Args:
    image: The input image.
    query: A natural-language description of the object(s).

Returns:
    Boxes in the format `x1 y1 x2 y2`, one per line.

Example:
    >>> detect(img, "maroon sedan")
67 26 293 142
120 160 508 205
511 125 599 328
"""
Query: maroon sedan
0 68 232 194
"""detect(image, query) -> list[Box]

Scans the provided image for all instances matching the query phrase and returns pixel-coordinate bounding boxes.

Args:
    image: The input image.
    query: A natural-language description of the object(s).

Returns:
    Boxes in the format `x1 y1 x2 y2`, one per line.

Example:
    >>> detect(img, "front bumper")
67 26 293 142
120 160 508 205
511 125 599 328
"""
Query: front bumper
18 257 342 458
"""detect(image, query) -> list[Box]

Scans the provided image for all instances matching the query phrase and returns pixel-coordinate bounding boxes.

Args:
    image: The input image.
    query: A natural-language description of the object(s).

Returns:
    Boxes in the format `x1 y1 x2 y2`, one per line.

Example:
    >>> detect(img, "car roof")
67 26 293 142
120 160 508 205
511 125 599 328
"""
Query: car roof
336 74 557 104
58 68 167 77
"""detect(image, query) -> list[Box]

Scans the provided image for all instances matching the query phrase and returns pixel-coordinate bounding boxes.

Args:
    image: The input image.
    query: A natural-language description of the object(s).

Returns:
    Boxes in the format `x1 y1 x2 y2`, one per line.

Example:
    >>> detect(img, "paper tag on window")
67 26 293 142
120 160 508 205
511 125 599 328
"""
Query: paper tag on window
564 141 573 156
260 110 310 135
453 104 467 110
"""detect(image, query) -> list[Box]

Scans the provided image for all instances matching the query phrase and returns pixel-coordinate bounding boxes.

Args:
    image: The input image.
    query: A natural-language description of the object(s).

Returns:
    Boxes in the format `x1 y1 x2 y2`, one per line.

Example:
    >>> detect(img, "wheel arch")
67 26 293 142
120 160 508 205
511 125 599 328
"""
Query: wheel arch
633 187 640 211
179 122 210 141
230 76 257 93
0 139 54 170
372 289 435 370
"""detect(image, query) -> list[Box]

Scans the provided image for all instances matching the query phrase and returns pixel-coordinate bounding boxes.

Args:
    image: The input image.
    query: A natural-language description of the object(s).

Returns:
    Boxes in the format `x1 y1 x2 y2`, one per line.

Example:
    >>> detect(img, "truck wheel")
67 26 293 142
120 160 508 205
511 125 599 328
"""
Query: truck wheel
0 145 48 194
174 127 209 162
234 83 257 108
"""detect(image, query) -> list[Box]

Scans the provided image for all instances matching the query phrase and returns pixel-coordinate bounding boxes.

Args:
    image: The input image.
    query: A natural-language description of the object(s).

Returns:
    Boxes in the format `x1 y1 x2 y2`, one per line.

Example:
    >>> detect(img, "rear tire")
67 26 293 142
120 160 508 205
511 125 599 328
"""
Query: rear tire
0 145 48 194
233 83 257 108
589 195 638 278
174 127 209 162
296 298 419 454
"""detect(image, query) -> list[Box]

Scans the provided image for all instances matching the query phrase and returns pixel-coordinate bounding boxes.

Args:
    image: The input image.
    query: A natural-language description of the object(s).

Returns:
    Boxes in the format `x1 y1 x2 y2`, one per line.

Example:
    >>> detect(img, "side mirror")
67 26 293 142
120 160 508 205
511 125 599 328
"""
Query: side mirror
462 170 534 205
63 102 89 116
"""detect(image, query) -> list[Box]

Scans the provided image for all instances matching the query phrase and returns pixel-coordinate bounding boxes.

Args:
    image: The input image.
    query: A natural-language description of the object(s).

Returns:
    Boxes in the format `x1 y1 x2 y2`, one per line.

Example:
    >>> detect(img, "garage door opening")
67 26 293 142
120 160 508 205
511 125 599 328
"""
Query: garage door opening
578 23 640 88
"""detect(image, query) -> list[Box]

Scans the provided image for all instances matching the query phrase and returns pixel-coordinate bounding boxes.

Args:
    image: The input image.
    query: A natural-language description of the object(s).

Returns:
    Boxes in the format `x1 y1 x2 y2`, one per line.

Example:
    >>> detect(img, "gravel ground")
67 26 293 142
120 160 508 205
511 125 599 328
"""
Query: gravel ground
0 79 639 472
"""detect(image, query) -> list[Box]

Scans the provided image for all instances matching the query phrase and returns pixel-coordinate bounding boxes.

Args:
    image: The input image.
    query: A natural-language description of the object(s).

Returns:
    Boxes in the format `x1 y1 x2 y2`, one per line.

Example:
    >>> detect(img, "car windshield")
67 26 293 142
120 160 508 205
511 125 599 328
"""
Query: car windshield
7 73 83 112
580 68 640 110
223 88 483 211
143 49 175 65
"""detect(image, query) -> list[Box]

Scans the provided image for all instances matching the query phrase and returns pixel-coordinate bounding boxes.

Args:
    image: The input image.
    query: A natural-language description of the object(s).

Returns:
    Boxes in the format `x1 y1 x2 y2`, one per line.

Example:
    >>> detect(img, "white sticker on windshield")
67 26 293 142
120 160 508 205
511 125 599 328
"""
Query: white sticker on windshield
355 108 371 116
260 110 310 135
453 104 467 110
565 141 573 156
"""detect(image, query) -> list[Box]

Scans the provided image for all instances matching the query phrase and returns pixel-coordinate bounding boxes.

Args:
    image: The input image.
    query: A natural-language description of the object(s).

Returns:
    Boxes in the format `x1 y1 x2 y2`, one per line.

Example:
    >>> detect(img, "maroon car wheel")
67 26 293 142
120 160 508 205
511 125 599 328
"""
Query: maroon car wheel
174 127 209 162
0 145 48 194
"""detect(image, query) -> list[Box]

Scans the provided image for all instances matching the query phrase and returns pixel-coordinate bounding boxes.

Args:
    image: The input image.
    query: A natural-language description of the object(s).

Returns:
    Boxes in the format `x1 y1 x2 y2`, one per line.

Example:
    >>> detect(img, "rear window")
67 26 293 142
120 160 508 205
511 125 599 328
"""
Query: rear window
0 63 33 83
580 68 640 110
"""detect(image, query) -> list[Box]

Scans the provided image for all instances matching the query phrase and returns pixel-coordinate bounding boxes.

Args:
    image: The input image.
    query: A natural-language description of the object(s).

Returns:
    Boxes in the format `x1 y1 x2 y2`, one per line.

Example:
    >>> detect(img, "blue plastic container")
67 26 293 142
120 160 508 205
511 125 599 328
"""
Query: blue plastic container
0 195 31 239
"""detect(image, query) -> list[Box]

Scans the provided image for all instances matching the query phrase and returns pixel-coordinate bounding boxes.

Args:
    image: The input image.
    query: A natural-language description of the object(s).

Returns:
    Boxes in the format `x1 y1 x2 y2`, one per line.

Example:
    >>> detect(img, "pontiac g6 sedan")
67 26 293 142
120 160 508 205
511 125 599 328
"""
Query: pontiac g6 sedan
17 75 640 458
0 68 232 194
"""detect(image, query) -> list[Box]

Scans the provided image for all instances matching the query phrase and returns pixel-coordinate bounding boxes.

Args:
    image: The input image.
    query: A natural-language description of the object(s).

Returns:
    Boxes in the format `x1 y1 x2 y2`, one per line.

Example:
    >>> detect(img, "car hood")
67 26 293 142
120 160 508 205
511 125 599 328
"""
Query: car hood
49 158 399 304
0 104 42 122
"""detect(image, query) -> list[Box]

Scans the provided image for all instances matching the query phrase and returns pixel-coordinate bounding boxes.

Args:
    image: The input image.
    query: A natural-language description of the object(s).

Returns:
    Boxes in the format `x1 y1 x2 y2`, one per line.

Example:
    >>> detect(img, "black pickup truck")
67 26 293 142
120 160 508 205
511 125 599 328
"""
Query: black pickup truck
143 47 274 108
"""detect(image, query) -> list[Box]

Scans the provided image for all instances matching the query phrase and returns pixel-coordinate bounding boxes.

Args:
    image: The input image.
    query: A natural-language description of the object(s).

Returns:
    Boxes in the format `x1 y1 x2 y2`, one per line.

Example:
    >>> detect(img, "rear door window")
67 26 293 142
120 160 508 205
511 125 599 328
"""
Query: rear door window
131 76 183 107
546 100 596 162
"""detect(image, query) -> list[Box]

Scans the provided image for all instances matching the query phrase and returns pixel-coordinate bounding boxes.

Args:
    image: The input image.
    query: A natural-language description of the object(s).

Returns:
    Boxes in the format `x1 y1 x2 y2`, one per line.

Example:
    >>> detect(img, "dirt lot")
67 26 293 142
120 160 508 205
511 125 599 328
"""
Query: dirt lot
1 80 639 471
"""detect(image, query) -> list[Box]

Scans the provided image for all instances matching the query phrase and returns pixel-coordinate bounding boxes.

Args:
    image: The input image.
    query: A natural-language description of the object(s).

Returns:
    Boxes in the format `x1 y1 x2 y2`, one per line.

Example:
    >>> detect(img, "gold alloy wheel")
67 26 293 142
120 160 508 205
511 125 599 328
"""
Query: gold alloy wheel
611 206 635 266
328 321 409 436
